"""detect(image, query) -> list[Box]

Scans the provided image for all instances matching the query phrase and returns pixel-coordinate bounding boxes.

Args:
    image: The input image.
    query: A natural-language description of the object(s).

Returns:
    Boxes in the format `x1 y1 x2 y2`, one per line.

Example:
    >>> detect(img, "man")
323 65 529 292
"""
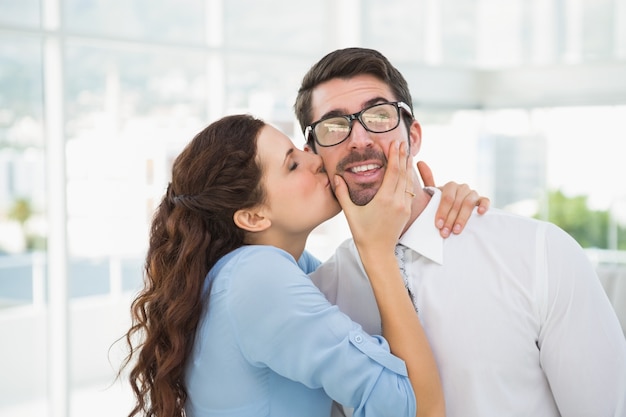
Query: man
295 47 626 417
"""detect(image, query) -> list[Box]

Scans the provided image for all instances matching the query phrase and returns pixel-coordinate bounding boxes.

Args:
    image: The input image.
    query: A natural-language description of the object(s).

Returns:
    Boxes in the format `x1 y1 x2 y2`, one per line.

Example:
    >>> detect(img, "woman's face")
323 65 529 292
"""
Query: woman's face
256 124 341 235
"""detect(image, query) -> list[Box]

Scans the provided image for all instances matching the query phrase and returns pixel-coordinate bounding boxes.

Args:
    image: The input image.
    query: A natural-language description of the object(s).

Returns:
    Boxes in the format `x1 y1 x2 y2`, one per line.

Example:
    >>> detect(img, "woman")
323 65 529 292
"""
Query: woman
120 114 477 417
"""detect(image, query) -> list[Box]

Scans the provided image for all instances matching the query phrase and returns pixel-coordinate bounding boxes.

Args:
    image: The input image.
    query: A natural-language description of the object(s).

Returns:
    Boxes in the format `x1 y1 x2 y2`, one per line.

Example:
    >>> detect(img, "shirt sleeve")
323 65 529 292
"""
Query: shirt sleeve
538 223 626 417
224 246 416 417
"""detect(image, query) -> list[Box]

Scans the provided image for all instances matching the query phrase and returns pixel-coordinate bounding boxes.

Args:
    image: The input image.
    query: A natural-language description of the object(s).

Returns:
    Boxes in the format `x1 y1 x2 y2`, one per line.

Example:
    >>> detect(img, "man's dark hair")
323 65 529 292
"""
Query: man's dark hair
294 47 414 150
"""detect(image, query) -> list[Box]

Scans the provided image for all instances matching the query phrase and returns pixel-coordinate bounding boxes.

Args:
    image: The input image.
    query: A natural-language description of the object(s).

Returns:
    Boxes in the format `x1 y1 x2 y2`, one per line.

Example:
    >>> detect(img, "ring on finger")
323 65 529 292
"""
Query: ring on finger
405 190 416 198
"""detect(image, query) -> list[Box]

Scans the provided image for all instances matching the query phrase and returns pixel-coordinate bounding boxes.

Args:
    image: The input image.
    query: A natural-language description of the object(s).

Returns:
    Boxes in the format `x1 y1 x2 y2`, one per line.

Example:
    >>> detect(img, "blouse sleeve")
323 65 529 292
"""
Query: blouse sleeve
224 246 416 417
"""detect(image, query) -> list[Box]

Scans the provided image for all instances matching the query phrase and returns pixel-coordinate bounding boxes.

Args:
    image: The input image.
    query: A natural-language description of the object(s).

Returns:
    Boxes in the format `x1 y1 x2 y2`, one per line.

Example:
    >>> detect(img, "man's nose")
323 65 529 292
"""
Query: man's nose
346 120 374 148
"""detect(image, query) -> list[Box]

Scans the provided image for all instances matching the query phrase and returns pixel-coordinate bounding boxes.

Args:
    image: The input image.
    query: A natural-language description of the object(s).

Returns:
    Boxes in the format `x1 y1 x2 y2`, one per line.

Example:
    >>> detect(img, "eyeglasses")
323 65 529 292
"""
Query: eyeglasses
304 101 413 147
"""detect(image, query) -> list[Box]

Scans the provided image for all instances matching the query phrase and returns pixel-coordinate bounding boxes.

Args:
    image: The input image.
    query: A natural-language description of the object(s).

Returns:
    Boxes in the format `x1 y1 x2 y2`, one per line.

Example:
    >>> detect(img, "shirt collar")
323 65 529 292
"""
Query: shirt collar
398 187 444 265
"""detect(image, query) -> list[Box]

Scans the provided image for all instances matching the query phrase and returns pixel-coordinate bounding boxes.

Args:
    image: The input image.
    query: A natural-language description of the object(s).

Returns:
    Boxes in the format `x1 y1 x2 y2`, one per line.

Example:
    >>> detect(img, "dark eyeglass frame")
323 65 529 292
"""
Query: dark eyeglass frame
304 101 414 148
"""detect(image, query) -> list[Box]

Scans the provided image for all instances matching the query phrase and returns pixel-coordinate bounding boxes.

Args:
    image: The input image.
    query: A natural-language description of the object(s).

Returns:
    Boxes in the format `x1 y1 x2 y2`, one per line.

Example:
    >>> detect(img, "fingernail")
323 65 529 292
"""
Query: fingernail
436 219 444 229
453 224 461 234
441 227 450 237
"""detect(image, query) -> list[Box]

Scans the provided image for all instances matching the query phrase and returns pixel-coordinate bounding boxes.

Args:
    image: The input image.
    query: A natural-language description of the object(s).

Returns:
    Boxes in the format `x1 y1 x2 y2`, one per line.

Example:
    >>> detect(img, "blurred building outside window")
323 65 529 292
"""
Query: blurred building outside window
1 0 625 416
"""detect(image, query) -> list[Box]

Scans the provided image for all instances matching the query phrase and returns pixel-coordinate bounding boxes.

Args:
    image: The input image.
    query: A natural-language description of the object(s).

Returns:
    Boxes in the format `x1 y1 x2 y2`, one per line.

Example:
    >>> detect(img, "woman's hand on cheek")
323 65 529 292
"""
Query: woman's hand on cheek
335 141 412 254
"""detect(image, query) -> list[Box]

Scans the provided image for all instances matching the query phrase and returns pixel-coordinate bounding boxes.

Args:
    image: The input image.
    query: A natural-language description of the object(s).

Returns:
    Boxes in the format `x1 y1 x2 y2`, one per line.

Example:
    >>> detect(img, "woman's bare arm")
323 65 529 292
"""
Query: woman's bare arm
336 142 445 417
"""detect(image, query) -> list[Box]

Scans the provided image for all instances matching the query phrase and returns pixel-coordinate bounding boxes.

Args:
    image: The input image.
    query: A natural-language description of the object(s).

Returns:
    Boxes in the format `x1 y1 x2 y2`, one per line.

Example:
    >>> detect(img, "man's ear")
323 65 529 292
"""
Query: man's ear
409 119 422 156
233 208 271 233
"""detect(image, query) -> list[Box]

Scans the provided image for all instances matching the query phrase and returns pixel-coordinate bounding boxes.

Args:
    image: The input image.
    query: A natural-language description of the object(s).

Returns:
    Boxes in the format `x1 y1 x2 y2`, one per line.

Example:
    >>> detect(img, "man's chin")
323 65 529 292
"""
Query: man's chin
348 188 377 206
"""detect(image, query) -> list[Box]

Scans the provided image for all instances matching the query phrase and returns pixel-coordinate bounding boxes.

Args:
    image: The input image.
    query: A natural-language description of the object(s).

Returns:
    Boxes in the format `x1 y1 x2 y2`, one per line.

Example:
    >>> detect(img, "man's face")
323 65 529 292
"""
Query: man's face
308 74 421 205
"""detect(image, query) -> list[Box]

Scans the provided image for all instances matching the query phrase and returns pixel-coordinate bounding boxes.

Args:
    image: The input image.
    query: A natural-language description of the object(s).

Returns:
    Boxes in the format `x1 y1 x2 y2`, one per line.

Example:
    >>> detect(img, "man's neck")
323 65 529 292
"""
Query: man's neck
403 188 432 236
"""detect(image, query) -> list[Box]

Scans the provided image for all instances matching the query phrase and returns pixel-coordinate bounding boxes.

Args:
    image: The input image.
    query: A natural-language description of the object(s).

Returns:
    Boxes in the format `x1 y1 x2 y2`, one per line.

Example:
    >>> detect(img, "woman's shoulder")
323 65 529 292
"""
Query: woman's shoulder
211 246 300 287
231 245 297 266
232 246 325 273
208 246 318 311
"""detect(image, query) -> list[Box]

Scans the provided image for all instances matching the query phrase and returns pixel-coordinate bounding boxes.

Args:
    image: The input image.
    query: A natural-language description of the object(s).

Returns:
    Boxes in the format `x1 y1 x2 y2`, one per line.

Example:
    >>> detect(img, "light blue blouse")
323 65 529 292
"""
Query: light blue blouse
184 245 416 417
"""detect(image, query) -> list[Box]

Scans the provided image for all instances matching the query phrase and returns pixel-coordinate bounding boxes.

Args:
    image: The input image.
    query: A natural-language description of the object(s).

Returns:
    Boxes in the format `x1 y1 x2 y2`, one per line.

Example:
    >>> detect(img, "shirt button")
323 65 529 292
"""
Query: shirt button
354 334 363 343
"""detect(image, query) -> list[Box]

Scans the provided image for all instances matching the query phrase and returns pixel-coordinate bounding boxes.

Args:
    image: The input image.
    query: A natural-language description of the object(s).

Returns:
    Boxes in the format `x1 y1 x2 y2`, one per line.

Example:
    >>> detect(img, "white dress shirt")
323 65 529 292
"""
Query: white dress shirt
312 188 626 417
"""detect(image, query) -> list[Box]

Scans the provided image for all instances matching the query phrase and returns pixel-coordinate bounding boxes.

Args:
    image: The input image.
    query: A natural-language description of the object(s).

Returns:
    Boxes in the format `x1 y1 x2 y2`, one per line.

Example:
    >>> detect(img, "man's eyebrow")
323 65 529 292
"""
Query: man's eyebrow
318 97 390 120
318 109 345 121
363 97 390 108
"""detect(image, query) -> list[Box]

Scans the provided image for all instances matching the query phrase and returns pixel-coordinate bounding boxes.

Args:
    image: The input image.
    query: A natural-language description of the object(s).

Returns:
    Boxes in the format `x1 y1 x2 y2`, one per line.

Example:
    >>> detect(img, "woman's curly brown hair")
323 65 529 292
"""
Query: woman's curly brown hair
119 114 266 416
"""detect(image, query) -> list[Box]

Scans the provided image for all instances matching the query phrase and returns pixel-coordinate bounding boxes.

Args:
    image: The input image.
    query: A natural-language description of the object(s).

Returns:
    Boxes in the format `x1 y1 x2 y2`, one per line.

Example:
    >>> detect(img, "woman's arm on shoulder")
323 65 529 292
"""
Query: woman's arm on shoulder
418 160 490 238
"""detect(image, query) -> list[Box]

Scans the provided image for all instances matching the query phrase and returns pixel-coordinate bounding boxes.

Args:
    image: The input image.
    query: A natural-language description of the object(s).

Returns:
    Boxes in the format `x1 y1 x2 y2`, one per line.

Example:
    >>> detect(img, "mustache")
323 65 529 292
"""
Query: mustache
336 148 387 172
